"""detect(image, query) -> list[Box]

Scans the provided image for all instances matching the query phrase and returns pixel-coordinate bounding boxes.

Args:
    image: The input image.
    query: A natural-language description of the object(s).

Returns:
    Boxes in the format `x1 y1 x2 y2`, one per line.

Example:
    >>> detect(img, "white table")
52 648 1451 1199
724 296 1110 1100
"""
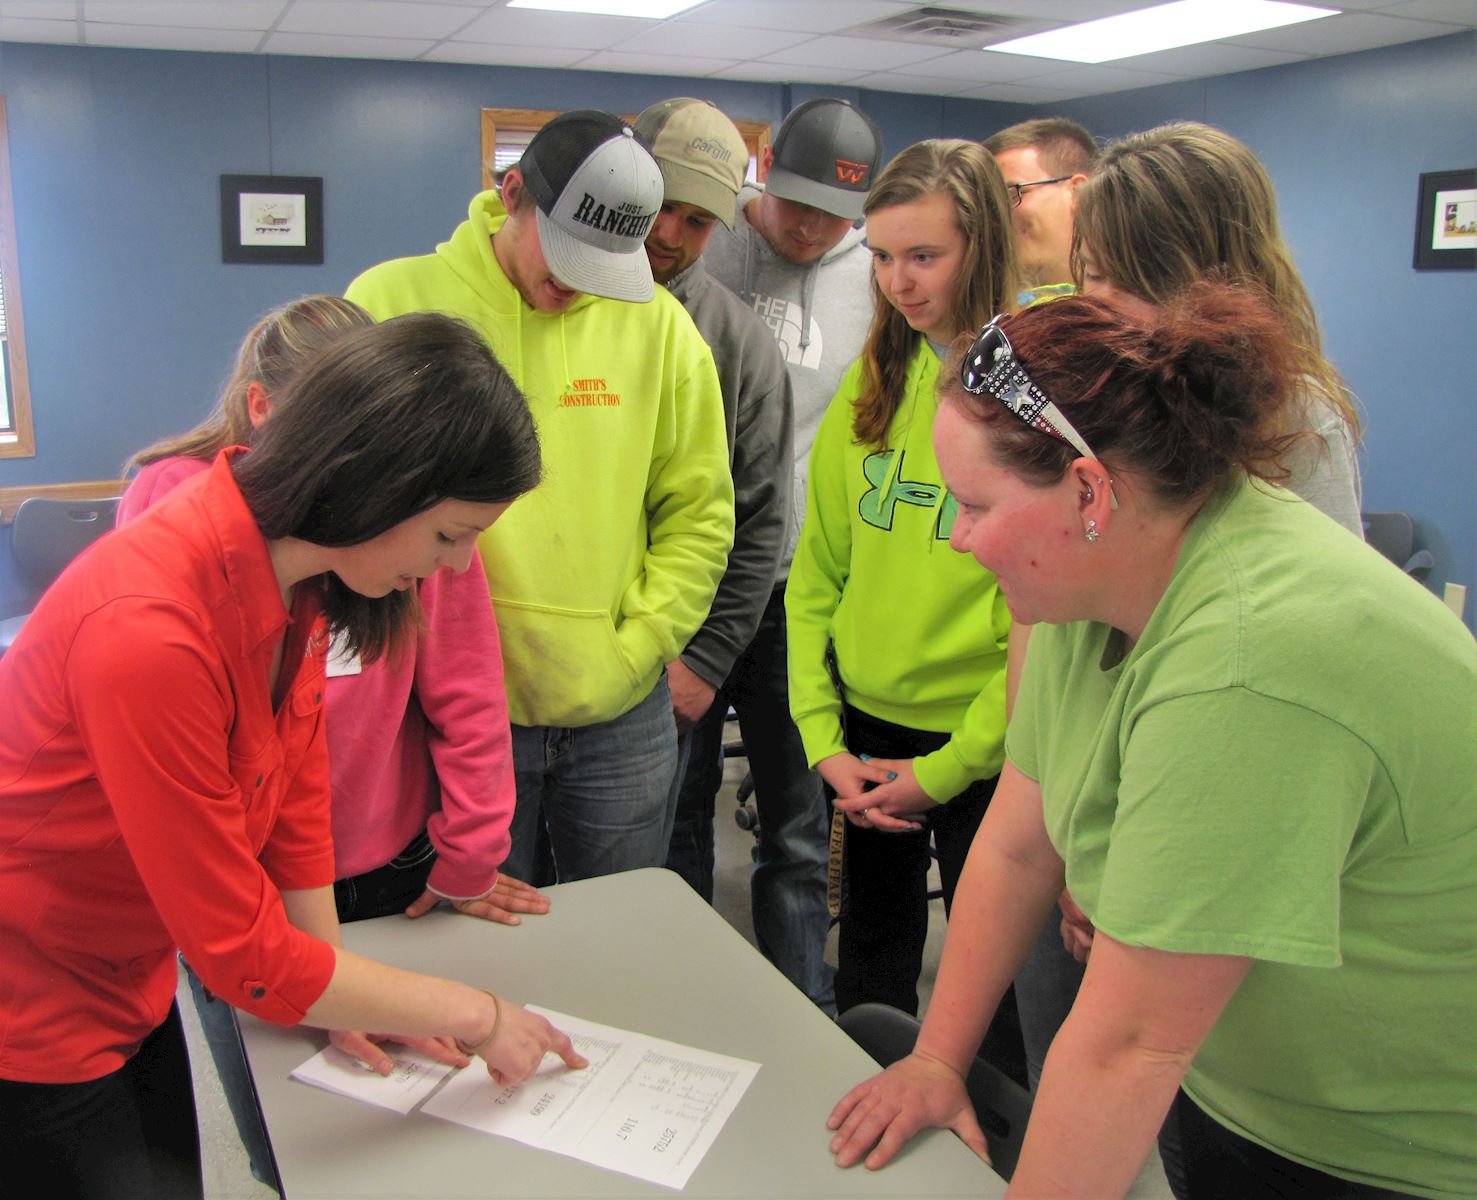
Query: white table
237 867 1006 1198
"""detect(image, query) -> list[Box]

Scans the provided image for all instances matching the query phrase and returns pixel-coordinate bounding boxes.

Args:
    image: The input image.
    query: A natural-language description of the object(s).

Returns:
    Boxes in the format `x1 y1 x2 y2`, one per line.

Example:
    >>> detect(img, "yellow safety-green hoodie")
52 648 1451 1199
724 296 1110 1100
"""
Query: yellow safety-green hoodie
348 191 733 728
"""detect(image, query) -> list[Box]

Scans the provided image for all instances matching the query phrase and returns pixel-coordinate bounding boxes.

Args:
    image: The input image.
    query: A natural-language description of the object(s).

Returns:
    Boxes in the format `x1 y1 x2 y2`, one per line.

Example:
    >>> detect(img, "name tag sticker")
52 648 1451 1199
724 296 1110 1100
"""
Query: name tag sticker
325 631 362 678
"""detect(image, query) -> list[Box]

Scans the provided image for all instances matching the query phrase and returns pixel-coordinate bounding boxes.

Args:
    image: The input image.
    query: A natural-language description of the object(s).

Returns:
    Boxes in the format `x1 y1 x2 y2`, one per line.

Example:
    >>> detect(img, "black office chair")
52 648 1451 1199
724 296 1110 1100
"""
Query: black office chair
1362 511 1434 581
836 1001 1032 1181
0 496 120 656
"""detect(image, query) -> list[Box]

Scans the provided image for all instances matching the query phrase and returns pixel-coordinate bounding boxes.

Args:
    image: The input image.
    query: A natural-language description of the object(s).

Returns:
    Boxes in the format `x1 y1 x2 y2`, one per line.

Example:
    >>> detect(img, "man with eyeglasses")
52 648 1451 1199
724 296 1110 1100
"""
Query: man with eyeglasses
983 118 1100 307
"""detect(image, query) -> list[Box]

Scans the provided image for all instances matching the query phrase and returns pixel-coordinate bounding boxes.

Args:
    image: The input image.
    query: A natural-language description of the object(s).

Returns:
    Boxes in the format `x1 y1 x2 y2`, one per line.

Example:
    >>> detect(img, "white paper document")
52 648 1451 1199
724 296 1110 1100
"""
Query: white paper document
420 1007 760 1190
289 1044 455 1115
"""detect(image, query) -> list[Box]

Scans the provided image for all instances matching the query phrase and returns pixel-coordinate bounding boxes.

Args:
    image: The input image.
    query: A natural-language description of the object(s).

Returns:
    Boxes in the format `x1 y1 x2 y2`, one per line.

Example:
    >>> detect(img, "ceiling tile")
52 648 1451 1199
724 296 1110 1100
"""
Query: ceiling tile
0 0 78 15
850 70 971 95
952 79 1096 103
421 39 588 67
1021 61 1189 90
708 59 868 84
933 1 1145 18
1226 10 1466 54
1370 0 1477 21
456 6 652 50
760 33 952 71
1107 41 1312 75
576 48 740 75
278 1 476 38
260 29 437 58
77 1 284 30
915 47 1067 83
84 20 265 51
680 0 914 35
0 15 77 42
609 18 811 59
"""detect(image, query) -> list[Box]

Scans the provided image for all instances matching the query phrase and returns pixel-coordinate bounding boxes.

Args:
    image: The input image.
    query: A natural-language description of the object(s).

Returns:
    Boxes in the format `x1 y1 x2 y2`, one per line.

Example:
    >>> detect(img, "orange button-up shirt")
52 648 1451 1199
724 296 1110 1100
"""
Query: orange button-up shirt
0 452 337 1082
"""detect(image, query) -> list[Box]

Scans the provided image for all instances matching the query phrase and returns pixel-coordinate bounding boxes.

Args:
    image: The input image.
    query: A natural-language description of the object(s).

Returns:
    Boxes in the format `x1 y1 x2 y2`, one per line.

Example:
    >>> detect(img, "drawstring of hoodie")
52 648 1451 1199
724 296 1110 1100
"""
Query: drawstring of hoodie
798 261 818 354
508 283 572 400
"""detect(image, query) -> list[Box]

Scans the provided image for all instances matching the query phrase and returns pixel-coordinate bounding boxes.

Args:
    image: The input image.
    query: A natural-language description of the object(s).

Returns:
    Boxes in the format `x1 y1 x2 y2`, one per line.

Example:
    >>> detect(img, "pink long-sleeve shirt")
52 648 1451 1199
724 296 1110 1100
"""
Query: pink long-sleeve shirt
120 455 516 899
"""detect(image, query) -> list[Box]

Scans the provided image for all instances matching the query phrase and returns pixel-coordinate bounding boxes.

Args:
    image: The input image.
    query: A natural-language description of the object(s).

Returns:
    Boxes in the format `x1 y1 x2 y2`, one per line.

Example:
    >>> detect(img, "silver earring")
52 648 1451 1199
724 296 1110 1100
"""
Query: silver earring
1084 520 1099 543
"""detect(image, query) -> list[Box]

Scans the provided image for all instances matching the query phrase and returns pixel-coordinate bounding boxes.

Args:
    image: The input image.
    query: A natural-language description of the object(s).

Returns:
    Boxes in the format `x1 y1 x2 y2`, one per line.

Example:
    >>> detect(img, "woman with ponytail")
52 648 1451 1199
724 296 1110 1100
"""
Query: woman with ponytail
827 288 1475 1200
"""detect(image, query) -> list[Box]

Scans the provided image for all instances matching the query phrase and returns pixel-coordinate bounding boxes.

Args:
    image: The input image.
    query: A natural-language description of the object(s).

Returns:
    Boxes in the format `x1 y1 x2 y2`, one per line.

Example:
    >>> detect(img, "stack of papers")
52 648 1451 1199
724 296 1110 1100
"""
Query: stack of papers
290 1007 759 1190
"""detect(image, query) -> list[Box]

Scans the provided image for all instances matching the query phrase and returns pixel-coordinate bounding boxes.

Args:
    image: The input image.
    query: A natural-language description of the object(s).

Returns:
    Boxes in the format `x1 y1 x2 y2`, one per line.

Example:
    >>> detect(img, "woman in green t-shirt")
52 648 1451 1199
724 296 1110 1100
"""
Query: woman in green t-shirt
826 286 1476 1200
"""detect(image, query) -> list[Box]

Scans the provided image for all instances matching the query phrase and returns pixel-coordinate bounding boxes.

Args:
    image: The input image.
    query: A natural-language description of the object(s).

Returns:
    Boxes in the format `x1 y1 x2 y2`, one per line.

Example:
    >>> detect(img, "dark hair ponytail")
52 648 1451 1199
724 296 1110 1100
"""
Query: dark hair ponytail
948 284 1302 507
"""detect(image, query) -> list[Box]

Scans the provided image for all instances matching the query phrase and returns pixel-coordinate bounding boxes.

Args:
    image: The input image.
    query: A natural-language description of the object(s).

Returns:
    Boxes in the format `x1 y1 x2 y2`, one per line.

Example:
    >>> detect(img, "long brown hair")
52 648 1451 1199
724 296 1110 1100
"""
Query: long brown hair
233 314 541 664
1073 122 1359 439
125 295 373 472
853 139 1018 446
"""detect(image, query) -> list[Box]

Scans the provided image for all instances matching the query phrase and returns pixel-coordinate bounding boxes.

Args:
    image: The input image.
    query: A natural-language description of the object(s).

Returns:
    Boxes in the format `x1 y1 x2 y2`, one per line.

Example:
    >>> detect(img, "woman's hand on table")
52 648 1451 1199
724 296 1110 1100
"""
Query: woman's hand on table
470 999 588 1089
404 874 551 926
827 1051 990 1170
328 1028 469 1076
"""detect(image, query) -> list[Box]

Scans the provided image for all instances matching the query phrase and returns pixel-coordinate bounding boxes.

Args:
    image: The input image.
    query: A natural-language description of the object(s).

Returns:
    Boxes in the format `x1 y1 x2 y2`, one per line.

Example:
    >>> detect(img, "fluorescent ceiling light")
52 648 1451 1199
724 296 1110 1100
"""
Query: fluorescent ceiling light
983 0 1339 64
507 0 700 16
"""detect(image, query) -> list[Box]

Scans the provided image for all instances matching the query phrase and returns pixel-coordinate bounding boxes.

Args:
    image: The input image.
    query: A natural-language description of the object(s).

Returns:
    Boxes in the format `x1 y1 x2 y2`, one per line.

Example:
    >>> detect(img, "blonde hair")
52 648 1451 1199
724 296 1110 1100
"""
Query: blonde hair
1073 122 1359 438
126 294 374 472
854 139 1019 446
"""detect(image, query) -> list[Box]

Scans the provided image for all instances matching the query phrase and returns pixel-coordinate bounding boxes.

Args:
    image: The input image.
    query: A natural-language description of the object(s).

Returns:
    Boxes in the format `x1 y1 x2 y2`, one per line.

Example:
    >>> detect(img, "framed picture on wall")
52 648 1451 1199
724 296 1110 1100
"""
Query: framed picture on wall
220 174 323 265
1412 168 1476 271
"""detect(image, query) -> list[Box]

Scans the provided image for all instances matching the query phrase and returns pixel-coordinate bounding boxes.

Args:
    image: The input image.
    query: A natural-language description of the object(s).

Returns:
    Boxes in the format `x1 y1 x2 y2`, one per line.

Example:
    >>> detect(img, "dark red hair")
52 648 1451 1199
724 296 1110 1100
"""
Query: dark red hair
945 284 1303 507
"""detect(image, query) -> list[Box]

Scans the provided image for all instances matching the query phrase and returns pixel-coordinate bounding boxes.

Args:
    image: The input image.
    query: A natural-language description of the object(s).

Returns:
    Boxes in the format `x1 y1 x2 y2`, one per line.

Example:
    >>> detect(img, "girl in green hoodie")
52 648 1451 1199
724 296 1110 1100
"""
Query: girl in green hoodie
786 140 1023 1024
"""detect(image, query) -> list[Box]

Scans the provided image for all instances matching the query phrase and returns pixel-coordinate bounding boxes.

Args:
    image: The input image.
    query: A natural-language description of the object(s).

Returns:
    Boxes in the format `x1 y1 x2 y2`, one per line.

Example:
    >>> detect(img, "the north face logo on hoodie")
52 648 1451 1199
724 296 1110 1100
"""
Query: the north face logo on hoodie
751 294 822 370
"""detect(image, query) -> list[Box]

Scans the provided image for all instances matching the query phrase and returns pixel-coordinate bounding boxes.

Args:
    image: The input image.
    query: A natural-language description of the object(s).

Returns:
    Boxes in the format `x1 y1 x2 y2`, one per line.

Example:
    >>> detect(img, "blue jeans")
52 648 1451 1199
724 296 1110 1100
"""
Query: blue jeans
504 675 680 884
1015 906 1086 1091
665 585 834 1012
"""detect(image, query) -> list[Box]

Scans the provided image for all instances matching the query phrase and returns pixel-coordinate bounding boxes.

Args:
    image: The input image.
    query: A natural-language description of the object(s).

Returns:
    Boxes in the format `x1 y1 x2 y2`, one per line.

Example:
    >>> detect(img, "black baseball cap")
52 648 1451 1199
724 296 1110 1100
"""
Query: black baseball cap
766 99 883 221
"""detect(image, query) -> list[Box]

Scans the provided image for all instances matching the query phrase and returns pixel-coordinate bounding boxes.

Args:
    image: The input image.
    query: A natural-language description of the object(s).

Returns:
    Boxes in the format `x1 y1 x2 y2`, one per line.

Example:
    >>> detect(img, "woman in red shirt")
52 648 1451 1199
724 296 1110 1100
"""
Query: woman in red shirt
0 312 583 1199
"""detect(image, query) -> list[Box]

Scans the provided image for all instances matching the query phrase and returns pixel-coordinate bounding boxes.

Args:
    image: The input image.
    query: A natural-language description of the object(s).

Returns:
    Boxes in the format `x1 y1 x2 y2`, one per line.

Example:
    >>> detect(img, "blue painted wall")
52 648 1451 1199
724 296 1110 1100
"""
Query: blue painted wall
0 41 1015 613
0 34 1473 624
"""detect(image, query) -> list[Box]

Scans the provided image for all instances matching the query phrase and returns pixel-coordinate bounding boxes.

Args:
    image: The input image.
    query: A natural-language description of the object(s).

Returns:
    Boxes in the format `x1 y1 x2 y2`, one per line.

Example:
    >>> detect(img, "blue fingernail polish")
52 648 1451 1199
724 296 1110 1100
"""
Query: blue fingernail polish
886 771 898 781
858 754 872 761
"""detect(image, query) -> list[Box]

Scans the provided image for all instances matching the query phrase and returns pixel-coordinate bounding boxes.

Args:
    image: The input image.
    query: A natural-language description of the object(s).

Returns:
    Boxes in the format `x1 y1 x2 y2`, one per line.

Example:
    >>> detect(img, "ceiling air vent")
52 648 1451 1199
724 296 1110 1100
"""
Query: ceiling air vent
845 7 1038 48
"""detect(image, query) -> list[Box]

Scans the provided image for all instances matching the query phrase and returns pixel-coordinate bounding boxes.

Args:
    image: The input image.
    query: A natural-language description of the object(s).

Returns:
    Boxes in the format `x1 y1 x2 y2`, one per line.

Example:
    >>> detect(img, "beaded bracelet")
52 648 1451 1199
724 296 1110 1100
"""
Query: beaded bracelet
454 990 502 1057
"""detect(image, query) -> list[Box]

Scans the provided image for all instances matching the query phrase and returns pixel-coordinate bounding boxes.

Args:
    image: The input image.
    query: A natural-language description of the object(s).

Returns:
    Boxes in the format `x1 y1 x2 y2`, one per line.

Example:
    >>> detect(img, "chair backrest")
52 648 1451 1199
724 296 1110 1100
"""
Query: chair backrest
1361 511 1434 581
10 496 120 594
836 1001 1032 1181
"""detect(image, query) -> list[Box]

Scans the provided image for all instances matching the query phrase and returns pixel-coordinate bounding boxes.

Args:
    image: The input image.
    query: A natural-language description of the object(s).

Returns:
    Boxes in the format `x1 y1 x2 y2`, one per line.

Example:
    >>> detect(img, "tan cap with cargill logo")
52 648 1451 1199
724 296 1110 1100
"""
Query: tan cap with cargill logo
633 98 749 230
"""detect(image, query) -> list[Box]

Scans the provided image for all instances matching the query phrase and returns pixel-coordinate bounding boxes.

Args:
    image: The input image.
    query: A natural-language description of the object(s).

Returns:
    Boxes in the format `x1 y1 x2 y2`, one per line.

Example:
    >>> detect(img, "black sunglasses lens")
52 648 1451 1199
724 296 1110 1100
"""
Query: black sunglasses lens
961 325 1007 393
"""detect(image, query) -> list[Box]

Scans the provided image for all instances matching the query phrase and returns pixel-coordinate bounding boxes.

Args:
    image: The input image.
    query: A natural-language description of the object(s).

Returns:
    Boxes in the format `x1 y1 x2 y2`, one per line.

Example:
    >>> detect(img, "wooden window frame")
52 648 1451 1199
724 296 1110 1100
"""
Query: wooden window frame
481 107 772 193
0 96 35 459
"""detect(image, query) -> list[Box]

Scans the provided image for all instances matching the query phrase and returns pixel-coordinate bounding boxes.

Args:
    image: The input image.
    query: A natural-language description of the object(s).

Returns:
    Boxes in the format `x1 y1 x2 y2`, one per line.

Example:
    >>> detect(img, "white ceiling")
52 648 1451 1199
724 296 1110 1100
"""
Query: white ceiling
1 0 1473 102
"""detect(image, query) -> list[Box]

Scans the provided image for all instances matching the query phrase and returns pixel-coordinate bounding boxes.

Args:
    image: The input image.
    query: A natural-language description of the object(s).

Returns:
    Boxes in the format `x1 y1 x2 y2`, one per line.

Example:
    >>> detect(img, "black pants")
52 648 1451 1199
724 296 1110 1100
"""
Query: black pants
1160 1089 1423 1200
0 1003 203 1200
832 704 1027 1087
333 825 438 922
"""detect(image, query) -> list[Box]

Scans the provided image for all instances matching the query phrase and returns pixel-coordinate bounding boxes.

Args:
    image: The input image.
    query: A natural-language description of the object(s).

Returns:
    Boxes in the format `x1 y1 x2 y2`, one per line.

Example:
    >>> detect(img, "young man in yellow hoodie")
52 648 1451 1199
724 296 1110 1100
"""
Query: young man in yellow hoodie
347 111 732 885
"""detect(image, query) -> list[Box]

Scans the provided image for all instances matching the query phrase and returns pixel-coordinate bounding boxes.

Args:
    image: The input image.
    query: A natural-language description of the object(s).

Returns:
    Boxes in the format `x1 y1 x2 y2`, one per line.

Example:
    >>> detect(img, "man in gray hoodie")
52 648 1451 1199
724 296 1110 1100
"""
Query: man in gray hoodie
694 98 884 1013
633 94 794 887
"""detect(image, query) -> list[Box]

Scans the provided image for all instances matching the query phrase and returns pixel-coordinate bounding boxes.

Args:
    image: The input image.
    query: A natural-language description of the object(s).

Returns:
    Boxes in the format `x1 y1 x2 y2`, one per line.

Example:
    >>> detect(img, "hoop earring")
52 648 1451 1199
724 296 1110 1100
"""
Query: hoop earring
1084 520 1099 543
